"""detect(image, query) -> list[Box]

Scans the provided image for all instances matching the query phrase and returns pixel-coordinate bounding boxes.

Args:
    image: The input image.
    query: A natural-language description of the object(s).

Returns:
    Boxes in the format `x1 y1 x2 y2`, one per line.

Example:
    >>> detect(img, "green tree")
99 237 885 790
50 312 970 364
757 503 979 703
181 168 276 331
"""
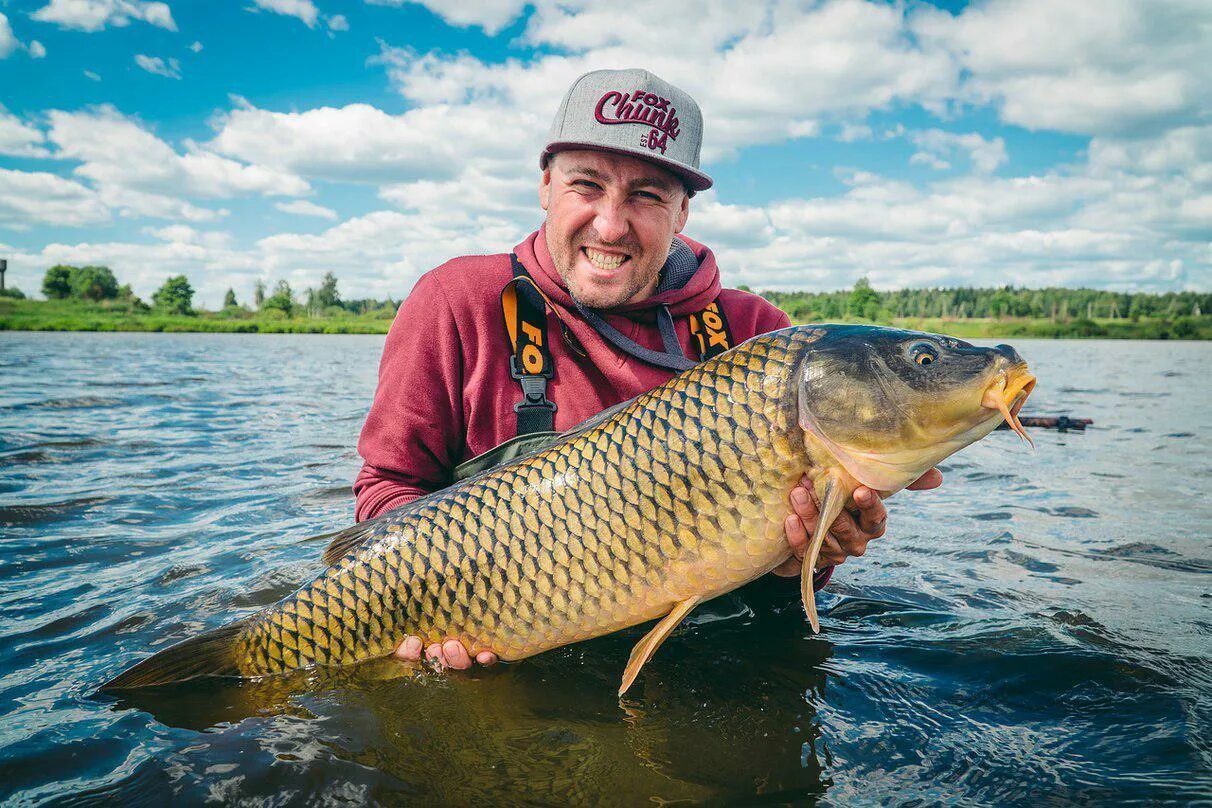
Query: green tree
116 283 149 311
152 275 195 315
254 280 266 309
223 288 238 308
315 272 341 309
70 265 119 301
262 280 295 315
0 286 25 299
42 265 75 299
847 277 880 319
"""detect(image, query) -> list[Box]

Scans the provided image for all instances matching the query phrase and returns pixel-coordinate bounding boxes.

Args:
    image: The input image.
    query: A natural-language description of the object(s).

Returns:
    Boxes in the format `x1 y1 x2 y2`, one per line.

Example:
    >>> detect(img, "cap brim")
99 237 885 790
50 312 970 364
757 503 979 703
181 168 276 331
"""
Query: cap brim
542 142 713 192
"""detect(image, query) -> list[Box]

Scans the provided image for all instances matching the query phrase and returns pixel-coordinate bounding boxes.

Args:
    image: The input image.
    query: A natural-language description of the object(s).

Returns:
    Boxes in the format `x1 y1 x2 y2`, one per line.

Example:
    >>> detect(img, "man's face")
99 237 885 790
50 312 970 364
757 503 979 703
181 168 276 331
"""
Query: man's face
540 149 690 309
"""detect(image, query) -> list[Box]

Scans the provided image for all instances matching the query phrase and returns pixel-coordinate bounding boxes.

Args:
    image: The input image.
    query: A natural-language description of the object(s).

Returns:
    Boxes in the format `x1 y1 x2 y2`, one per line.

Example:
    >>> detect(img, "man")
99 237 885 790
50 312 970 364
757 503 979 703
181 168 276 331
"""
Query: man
355 69 941 669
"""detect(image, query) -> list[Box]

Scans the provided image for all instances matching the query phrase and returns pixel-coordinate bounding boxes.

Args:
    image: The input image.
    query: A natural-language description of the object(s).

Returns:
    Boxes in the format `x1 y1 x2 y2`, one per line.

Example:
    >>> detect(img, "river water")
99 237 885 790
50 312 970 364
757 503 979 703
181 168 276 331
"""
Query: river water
0 332 1209 805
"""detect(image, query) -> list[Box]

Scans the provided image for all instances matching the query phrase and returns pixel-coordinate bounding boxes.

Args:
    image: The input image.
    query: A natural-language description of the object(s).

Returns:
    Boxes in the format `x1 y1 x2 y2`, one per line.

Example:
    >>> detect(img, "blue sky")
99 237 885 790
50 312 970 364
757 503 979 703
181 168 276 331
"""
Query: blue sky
0 0 1207 306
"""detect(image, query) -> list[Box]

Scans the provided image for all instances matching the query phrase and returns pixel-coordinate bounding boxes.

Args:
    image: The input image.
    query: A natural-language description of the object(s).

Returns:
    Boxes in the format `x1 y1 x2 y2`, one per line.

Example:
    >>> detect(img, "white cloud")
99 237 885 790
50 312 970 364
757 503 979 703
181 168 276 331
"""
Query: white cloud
365 0 526 35
276 199 338 220
142 224 234 249
208 101 526 184
910 130 1008 174
31 0 176 32
326 14 348 31
0 109 49 158
1 12 49 59
249 0 319 28
0 13 17 58
83 70 101 81
134 54 181 79
0 168 110 228
837 123 873 142
190 41 203 53
28 106 309 223
911 0 1211 135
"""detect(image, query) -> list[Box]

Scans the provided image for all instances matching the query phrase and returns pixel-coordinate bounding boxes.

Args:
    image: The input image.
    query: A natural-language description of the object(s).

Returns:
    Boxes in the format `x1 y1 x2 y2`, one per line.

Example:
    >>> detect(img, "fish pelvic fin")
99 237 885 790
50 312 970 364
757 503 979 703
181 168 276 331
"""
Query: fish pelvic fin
619 596 703 697
100 621 245 691
800 472 848 634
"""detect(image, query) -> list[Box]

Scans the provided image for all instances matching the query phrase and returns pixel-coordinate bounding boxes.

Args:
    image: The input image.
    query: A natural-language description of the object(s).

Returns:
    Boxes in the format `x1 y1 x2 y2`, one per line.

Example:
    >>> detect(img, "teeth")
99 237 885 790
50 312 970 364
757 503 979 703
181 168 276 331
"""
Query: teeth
585 248 626 269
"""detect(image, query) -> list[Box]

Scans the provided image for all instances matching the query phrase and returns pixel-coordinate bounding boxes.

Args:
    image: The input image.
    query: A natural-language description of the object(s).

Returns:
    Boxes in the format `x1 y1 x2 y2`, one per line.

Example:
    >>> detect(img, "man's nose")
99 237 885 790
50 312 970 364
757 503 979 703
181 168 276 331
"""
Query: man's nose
592 199 629 243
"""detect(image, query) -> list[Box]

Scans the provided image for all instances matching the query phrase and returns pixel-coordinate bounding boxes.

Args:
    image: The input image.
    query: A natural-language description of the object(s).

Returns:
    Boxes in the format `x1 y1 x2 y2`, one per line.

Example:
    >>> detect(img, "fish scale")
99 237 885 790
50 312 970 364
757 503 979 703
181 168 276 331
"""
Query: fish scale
231 330 814 675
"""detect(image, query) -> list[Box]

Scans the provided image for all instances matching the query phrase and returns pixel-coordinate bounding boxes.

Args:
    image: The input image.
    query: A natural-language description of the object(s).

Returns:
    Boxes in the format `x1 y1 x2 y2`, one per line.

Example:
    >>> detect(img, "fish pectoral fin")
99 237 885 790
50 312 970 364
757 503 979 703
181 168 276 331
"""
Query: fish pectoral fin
800 472 848 634
619 596 703 697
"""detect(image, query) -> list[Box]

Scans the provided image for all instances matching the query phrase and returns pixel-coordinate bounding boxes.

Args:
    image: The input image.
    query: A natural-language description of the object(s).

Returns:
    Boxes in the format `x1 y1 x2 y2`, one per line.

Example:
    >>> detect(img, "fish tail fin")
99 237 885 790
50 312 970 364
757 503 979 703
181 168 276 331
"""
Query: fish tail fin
101 621 246 690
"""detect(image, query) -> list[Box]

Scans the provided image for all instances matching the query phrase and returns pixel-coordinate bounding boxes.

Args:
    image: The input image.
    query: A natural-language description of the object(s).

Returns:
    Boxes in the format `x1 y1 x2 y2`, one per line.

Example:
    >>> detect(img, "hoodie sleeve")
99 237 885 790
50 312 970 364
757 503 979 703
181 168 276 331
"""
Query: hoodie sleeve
354 272 466 522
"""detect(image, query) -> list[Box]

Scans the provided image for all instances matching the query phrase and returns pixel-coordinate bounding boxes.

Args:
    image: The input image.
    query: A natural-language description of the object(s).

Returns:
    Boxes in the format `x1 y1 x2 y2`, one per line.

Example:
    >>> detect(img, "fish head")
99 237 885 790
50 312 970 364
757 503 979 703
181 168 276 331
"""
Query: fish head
793 325 1036 493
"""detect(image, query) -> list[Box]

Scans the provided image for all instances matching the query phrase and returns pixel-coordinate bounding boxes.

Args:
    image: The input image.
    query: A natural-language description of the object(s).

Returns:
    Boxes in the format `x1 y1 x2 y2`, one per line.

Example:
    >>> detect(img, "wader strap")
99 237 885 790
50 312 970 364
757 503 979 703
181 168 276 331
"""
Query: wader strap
502 254 556 434
687 299 733 360
571 299 698 373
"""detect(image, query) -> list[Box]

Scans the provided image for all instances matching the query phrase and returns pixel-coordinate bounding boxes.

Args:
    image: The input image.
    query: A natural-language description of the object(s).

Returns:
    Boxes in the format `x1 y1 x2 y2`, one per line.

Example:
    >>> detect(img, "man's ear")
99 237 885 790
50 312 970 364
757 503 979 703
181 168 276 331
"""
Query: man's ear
674 189 690 233
539 166 552 211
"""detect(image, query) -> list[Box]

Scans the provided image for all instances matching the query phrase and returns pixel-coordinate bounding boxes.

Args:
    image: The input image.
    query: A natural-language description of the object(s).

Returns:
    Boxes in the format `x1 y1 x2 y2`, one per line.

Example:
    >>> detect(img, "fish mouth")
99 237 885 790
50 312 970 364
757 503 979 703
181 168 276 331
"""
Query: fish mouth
981 365 1037 446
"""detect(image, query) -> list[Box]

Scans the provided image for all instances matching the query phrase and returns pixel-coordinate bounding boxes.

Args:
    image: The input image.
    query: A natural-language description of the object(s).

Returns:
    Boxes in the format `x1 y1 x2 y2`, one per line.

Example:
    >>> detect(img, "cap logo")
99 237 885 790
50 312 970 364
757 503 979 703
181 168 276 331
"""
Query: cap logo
594 90 681 154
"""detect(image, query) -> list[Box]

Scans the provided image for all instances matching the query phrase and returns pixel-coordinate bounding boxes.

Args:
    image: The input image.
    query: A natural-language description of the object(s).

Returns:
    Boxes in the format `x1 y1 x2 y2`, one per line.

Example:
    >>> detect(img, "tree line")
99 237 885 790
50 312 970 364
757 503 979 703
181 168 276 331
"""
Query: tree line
32 265 399 319
754 278 1207 322
21 264 1209 324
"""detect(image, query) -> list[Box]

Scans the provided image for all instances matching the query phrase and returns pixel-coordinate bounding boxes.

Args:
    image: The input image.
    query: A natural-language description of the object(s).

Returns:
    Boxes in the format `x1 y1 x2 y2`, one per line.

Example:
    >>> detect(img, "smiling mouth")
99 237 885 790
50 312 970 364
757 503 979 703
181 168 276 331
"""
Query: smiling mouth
582 246 631 271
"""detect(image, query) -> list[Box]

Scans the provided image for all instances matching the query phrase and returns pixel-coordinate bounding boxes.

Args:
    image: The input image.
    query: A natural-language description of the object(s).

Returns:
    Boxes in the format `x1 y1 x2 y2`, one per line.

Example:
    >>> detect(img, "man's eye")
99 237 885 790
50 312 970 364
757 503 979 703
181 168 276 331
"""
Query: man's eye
634 191 663 201
572 180 600 190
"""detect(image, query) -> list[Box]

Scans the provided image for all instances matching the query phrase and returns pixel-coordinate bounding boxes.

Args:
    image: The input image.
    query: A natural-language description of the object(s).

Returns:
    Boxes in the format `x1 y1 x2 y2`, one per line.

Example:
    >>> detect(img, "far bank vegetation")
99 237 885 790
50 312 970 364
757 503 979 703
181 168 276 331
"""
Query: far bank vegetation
0 265 1207 339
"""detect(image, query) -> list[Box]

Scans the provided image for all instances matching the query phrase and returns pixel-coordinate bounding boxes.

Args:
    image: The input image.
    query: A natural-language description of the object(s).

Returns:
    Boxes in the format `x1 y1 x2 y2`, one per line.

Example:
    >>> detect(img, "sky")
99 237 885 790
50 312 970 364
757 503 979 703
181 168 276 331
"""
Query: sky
0 0 1208 307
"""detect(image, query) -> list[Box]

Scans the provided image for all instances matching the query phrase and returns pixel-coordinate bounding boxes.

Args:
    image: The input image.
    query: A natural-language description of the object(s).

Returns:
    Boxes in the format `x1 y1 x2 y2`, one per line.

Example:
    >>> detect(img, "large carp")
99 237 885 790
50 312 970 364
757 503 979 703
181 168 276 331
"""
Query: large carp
104 324 1035 694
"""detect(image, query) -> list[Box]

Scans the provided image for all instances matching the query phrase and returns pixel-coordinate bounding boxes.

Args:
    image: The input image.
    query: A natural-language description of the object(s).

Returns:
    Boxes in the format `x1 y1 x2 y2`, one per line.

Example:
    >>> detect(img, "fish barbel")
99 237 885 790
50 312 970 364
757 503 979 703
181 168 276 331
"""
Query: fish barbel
104 324 1035 694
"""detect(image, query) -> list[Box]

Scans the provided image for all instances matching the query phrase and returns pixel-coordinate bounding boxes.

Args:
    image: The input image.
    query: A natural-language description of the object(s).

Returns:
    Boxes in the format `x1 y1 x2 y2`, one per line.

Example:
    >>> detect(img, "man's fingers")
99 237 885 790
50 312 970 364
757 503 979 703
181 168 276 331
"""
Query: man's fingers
818 534 846 567
425 642 445 669
852 487 888 536
475 651 498 666
443 639 472 670
394 635 423 661
907 468 943 490
784 513 808 557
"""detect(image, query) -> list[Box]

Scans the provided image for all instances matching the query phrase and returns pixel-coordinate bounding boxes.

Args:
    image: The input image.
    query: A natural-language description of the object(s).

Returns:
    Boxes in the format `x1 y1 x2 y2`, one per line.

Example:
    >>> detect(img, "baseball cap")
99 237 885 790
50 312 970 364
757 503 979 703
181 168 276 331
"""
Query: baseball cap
541 68 712 192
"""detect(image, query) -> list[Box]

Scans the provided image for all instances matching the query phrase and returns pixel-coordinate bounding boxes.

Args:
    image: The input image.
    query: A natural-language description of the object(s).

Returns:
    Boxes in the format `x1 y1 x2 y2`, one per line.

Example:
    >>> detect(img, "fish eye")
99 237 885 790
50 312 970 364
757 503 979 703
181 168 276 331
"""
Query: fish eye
909 342 940 366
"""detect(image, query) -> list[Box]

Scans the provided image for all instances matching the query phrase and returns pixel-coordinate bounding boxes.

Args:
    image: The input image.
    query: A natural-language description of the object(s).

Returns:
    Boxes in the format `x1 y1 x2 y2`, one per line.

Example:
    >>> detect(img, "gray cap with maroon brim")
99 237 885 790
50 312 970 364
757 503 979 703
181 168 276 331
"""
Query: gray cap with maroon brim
541 68 713 192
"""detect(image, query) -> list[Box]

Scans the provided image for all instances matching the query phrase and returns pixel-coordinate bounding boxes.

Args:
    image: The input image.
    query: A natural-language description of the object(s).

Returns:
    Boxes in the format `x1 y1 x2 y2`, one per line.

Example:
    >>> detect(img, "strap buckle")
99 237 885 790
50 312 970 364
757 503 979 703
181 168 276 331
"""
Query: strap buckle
512 372 557 415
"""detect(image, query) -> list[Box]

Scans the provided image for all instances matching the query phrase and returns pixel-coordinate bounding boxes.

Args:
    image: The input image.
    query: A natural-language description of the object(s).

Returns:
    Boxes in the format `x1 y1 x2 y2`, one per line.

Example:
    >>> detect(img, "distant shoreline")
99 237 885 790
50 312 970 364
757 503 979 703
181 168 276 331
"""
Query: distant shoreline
2 299 1207 339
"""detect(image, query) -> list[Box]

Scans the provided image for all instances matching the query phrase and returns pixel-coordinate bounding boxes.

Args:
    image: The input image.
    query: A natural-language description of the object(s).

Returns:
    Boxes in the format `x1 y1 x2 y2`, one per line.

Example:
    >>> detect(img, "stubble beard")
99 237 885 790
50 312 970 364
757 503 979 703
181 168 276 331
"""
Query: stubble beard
550 233 664 310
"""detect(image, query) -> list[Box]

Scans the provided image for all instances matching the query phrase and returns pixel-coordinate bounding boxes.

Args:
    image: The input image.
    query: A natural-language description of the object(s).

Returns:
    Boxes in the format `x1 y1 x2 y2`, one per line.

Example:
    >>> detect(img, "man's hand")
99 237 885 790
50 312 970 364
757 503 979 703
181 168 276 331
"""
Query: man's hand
772 468 943 577
393 635 498 669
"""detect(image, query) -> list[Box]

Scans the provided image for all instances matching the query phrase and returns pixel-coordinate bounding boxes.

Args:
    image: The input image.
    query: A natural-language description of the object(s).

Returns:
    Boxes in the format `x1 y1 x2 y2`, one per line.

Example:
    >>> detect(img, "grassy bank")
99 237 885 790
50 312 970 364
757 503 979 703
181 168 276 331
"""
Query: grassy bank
1 296 1209 339
0 298 395 334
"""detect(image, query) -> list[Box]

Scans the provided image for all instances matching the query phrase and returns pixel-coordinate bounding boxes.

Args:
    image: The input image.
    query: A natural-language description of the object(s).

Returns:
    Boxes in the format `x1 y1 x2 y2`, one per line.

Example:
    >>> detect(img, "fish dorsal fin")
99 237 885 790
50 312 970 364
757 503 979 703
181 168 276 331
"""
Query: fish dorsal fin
318 519 392 567
619 595 703 696
321 522 376 567
800 472 848 634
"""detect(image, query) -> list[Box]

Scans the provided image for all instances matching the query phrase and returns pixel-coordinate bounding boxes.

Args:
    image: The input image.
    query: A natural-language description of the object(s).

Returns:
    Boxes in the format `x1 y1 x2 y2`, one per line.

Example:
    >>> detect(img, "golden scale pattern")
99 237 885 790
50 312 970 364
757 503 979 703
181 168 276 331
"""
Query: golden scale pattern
234 329 820 676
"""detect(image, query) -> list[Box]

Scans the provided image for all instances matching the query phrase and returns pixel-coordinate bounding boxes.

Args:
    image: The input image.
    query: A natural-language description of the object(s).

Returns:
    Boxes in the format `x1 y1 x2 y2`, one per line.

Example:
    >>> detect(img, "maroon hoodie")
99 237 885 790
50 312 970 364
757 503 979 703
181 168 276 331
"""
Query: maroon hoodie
353 227 833 588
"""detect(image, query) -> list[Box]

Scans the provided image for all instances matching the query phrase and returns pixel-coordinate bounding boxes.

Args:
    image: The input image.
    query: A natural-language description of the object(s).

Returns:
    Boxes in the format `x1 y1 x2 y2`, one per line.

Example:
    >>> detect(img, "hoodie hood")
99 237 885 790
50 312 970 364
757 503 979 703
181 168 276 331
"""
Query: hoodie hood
515 225 724 318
